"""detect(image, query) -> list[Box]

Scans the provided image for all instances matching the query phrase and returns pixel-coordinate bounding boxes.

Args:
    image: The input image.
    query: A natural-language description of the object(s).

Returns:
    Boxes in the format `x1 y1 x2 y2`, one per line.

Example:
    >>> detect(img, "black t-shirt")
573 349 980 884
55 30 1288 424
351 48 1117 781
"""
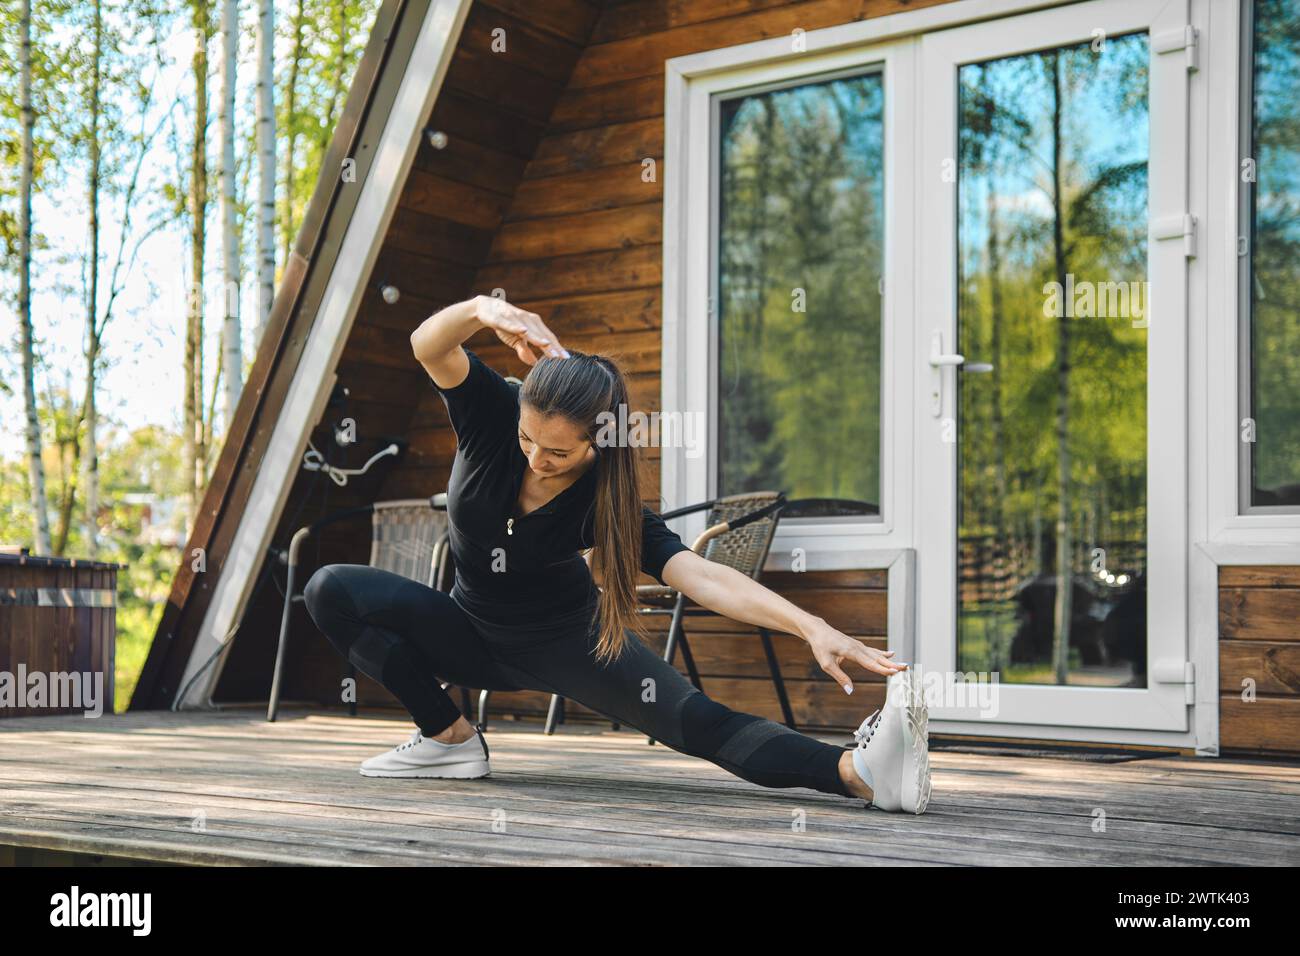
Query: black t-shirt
430 347 692 626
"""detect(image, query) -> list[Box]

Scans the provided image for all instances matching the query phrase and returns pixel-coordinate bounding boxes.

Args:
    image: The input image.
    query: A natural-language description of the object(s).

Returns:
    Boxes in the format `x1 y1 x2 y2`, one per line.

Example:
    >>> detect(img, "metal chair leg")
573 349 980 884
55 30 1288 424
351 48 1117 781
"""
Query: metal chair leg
268 578 295 723
649 596 688 746
660 597 685 670
678 632 703 691
477 689 491 732
269 527 311 722
759 627 797 729
545 694 563 735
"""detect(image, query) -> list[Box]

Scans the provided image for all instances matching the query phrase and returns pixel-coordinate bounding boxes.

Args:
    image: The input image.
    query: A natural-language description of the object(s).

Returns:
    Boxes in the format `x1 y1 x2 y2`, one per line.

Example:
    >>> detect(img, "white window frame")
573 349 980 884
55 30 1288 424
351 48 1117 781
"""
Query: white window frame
1191 0 1300 755
664 34 918 566
1205 0 1300 549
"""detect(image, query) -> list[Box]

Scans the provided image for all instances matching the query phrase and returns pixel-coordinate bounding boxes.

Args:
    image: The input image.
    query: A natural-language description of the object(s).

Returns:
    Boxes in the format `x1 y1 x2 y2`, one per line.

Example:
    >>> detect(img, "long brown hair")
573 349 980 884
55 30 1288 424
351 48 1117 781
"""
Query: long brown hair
518 349 650 663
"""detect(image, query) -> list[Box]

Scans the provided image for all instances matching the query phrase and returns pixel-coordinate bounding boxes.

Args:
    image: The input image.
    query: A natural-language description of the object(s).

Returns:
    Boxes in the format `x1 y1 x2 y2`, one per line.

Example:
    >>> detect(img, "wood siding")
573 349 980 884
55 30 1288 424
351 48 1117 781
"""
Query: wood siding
1220 566 1300 756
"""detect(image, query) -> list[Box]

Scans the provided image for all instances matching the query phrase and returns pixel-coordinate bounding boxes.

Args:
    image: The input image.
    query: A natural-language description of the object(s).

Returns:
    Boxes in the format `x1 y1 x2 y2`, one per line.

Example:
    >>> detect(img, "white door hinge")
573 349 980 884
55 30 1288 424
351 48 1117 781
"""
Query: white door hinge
1153 24 1199 72
1153 658 1195 706
1153 212 1197 258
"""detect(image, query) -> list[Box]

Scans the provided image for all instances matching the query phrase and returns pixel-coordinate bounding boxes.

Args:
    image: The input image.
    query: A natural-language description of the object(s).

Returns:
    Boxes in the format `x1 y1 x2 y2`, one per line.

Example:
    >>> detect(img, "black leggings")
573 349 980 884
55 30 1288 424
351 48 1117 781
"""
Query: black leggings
302 564 852 798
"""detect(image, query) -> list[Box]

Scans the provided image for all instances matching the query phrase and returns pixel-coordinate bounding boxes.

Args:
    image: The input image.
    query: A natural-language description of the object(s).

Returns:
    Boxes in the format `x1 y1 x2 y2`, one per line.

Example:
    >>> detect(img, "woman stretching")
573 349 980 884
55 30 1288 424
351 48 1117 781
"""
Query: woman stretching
304 295 931 814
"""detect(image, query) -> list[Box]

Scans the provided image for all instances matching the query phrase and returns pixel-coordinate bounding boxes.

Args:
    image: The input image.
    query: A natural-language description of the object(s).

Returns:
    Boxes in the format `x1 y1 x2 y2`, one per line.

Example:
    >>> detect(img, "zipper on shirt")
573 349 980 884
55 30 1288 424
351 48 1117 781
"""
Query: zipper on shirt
507 509 550 536
507 511 545 535
506 462 593 537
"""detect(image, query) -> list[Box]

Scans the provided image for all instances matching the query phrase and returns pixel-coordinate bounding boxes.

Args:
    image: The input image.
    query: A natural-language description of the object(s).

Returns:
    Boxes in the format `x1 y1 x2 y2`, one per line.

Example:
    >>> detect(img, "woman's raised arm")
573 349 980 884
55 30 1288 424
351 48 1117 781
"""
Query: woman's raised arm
410 295 570 388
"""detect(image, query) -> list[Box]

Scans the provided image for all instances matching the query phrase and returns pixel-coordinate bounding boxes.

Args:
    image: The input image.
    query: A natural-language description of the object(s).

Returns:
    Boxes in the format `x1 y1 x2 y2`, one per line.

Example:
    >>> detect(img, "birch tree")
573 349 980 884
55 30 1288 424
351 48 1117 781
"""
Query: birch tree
17 0 53 555
184 0 212 516
78 2 174 556
254 0 275 346
219 0 240 427
279 0 306 272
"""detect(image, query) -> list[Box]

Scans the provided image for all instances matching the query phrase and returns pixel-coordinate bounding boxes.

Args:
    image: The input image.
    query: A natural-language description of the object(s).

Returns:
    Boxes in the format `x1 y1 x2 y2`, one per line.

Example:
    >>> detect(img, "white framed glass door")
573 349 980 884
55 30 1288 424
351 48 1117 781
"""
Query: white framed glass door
915 0 1193 731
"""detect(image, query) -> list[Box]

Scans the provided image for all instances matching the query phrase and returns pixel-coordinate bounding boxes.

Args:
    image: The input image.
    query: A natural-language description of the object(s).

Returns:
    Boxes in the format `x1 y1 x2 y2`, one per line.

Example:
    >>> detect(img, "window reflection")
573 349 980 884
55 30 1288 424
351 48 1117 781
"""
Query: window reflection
1244 0 1300 508
957 35 1150 686
716 72 884 512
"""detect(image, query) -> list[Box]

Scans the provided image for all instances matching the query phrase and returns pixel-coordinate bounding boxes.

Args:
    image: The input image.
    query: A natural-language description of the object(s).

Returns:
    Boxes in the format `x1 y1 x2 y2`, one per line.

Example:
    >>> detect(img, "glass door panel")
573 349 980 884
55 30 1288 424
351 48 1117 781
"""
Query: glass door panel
956 34 1150 688
715 71 885 511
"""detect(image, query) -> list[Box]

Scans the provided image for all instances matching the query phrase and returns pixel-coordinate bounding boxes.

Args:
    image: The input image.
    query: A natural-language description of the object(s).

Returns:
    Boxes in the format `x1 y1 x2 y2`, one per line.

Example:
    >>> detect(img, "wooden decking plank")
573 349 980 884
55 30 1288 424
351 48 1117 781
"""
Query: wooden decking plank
0 778 991 866
2 708 1297 866
3 786 932 867
2 807 818 867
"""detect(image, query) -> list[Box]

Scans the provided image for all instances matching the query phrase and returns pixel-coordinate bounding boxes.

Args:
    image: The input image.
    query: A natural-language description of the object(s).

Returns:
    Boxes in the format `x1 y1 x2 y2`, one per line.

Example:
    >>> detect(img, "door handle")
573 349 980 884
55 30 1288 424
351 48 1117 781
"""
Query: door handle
929 331 995 417
929 330 961 416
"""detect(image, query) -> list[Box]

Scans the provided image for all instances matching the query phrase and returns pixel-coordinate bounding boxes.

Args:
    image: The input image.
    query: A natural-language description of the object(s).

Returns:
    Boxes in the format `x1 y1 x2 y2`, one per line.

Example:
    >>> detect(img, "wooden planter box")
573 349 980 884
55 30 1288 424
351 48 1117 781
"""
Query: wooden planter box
0 553 119 719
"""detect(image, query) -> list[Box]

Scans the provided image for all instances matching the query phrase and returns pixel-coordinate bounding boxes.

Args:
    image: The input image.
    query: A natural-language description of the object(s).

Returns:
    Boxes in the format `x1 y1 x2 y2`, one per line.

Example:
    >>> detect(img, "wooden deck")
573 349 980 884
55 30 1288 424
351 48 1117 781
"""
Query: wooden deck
1 707 1297 866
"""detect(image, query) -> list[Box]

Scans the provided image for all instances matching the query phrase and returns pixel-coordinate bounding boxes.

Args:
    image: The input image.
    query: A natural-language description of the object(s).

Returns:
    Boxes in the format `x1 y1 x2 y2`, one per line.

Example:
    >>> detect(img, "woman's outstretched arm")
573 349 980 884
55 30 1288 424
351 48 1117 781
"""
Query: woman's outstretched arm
659 550 908 692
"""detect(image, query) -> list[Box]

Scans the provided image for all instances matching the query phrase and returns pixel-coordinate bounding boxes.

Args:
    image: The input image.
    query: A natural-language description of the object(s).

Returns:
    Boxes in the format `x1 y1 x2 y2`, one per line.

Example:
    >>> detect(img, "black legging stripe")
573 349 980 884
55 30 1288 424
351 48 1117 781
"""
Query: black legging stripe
303 563 851 798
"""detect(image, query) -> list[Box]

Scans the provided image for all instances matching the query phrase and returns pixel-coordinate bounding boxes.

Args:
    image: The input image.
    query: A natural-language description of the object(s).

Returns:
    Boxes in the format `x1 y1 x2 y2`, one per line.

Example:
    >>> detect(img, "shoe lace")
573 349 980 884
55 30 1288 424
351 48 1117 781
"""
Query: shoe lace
396 729 424 752
853 708 882 749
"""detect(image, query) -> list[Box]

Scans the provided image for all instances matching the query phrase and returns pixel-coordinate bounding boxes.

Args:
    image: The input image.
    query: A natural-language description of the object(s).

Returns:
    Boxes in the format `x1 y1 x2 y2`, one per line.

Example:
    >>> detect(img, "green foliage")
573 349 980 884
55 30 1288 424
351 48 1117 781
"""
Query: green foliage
1 0 382 710
273 0 378 258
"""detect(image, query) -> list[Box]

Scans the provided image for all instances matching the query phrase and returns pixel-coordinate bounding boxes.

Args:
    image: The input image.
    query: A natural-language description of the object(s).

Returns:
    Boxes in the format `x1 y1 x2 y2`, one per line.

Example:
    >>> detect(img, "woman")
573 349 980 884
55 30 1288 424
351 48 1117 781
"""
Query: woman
304 295 931 814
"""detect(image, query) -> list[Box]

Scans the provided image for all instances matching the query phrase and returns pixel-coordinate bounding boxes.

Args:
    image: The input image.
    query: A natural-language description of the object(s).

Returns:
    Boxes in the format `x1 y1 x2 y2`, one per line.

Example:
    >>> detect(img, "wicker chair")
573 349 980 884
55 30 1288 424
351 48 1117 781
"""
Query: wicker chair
636 491 789 742
267 495 453 723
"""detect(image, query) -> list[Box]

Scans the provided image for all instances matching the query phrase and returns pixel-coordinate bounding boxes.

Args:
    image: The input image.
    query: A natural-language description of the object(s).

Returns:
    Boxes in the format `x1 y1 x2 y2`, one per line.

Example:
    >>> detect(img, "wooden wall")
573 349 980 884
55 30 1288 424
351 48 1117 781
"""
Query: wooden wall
1219 566 1300 756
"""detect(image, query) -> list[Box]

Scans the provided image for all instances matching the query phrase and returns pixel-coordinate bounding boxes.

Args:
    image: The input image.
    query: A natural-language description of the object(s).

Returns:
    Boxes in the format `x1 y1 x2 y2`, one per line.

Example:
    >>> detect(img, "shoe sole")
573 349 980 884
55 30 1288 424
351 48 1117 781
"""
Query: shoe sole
359 760 491 779
898 671 932 815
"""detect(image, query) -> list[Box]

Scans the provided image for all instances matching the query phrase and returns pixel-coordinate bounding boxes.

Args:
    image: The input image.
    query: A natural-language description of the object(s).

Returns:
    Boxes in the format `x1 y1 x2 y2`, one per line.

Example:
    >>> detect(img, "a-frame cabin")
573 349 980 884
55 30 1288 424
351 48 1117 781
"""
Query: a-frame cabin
133 0 1300 760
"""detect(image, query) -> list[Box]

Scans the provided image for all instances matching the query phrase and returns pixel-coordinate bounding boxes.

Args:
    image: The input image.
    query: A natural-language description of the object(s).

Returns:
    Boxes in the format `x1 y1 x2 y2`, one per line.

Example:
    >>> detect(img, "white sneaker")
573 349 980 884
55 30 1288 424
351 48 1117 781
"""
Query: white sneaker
359 727 492 778
850 670 931 814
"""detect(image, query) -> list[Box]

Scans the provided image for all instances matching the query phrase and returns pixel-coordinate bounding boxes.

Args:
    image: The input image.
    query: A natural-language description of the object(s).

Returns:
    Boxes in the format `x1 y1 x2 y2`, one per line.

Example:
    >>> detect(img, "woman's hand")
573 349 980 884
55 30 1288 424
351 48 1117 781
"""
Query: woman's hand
474 294 571 364
802 618 908 694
